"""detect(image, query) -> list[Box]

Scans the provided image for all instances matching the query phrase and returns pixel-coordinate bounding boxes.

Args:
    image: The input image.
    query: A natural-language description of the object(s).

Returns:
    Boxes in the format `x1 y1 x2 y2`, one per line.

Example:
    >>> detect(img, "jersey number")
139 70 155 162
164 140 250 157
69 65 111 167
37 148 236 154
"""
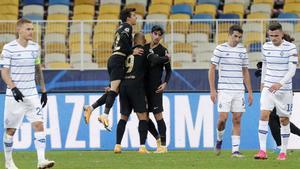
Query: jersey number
287 104 293 112
125 55 134 73
113 33 120 51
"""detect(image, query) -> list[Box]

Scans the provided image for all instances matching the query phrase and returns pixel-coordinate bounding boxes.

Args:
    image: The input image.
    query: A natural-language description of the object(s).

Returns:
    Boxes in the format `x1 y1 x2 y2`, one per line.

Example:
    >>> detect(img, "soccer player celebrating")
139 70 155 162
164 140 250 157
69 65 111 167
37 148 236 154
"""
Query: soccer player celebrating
83 8 143 130
143 25 172 153
114 32 151 153
1 18 54 169
254 22 298 160
209 25 253 157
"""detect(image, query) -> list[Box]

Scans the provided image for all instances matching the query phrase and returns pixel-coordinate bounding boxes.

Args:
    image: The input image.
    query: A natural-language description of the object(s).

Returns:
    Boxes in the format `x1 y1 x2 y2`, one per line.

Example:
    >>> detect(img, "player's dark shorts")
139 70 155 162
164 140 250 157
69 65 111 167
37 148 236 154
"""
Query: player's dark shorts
146 86 163 114
119 84 147 116
107 54 125 81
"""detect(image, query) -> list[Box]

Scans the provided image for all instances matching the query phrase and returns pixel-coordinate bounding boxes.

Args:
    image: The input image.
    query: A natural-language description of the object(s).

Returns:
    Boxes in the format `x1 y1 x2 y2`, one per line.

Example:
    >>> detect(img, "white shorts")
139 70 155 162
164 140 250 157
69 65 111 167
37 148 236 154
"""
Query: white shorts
217 91 245 113
4 95 44 129
260 88 293 117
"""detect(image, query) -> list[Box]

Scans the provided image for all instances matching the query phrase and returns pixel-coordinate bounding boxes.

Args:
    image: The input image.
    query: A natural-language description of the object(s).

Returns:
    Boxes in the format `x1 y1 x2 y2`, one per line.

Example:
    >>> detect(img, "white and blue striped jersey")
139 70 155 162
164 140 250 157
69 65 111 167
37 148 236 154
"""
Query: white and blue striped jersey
262 40 298 91
211 43 249 92
0 40 41 97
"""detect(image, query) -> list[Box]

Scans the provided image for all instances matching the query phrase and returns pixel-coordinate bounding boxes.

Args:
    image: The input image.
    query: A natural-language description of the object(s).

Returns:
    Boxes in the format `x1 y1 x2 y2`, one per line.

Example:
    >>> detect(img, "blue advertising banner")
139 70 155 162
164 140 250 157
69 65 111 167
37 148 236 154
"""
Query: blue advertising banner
1 92 300 151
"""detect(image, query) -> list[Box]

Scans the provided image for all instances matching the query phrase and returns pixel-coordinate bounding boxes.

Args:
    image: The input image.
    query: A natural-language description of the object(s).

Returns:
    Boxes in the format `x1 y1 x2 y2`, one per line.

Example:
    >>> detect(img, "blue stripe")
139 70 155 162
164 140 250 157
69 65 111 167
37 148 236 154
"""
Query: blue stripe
218 88 244 91
2 49 39 53
266 62 289 64
266 68 288 71
219 82 243 84
11 57 36 60
265 74 284 78
15 87 36 90
221 63 242 66
221 69 242 72
211 61 219 65
259 130 268 134
11 72 35 75
214 54 221 58
11 64 35 67
263 48 296 52
12 79 35 82
281 134 290 138
6 94 38 97
220 76 243 78
264 80 292 84
220 56 245 60
264 55 289 58
216 48 246 54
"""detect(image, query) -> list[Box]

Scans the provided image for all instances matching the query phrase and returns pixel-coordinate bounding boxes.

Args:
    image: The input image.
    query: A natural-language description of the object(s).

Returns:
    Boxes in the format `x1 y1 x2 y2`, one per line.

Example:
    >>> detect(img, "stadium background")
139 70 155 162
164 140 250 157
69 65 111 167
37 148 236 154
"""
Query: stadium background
1 0 300 152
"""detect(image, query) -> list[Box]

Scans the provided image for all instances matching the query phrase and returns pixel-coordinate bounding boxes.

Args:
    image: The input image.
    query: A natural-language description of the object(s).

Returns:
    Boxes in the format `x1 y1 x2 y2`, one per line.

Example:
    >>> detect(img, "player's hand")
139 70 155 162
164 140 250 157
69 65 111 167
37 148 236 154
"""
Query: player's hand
41 92 47 108
166 53 171 60
210 90 217 104
133 47 144 56
156 82 167 93
248 92 253 106
104 86 110 93
11 87 24 102
269 83 282 93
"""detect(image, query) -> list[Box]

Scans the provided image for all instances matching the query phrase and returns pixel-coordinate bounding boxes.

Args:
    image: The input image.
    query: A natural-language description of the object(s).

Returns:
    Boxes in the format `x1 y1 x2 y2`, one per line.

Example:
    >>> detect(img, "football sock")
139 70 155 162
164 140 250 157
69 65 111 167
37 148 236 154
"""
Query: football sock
268 113 281 146
104 91 118 115
258 120 268 152
34 132 46 162
280 123 290 154
92 93 107 109
3 134 13 162
290 122 300 136
116 119 127 144
157 119 166 146
216 129 225 141
148 119 159 140
138 120 148 145
232 135 240 153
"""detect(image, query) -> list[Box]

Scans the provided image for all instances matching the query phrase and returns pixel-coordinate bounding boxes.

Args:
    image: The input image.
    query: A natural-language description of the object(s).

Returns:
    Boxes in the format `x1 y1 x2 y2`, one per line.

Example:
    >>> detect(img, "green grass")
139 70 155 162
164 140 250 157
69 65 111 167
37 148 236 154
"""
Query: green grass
1 150 299 169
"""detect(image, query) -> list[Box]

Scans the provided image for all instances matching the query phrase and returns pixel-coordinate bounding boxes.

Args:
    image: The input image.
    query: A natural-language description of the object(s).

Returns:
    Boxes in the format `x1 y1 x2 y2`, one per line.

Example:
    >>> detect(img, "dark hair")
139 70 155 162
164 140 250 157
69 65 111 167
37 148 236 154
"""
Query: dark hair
151 25 164 35
119 8 136 23
283 33 295 42
229 24 243 35
268 22 282 31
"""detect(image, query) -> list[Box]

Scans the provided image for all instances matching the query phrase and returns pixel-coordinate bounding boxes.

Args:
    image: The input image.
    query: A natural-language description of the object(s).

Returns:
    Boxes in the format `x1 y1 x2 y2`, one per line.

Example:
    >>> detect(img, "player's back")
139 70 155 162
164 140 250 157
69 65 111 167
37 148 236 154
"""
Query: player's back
112 23 133 56
262 40 298 91
1 40 40 97
123 45 147 86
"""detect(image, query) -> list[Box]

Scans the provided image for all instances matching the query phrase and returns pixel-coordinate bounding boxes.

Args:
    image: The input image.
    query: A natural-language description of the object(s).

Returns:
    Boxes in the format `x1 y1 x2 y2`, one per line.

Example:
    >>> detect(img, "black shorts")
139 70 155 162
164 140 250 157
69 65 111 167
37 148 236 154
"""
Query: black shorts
107 54 125 81
146 87 163 114
119 84 147 116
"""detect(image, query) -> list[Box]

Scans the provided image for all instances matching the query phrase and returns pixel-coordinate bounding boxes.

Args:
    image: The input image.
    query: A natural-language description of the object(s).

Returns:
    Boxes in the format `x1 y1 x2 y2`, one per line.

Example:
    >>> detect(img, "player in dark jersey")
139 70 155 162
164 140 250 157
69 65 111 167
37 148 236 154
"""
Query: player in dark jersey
83 8 143 131
144 25 172 153
114 32 150 153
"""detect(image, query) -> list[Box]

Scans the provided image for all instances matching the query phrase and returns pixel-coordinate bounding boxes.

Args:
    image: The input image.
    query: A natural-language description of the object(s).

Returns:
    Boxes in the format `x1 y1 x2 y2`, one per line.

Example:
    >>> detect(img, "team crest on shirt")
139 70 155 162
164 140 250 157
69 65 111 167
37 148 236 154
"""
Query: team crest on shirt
149 49 154 53
31 51 37 58
124 28 130 32
226 53 229 56
219 103 222 109
239 53 244 58
280 51 284 56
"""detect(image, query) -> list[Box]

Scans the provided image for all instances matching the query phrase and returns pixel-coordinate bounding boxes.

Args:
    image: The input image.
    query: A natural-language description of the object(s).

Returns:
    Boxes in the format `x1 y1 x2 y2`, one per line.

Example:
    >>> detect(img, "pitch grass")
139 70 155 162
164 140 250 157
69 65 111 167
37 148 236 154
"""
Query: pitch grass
1 150 300 169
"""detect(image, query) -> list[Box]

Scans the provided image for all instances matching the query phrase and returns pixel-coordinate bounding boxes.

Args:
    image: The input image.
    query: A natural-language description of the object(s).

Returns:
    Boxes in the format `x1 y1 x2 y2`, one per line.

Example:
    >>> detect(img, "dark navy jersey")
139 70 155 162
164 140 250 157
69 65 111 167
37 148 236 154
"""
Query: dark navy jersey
144 43 172 86
112 22 133 56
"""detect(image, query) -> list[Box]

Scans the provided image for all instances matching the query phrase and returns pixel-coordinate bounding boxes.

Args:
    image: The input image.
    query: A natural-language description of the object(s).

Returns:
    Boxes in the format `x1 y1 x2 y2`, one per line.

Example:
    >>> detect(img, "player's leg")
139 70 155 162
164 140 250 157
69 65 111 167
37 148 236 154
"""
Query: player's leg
3 98 25 169
231 112 243 157
114 114 129 153
153 112 167 153
147 116 160 143
136 112 149 154
83 89 109 124
255 88 273 159
215 92 231 155
276 92 293 160
231 93 245 157
29 97 55 168
268 108 281 151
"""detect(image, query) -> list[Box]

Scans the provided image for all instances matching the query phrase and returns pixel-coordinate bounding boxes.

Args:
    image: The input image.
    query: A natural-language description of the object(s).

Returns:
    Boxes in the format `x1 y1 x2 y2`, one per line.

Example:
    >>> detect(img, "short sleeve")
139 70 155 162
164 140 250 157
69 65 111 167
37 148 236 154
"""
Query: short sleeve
211 47 221 65
289 45 298 64
0 46 12 68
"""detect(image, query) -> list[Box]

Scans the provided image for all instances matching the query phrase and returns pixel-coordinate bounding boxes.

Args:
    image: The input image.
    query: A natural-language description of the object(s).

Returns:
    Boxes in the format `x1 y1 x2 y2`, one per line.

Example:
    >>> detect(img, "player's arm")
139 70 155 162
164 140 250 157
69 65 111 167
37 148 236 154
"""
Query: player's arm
242 67 253 106
35 55 48 107
279 49 298 86
208 64 217 103
156 62 171 93
1 48 24 102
